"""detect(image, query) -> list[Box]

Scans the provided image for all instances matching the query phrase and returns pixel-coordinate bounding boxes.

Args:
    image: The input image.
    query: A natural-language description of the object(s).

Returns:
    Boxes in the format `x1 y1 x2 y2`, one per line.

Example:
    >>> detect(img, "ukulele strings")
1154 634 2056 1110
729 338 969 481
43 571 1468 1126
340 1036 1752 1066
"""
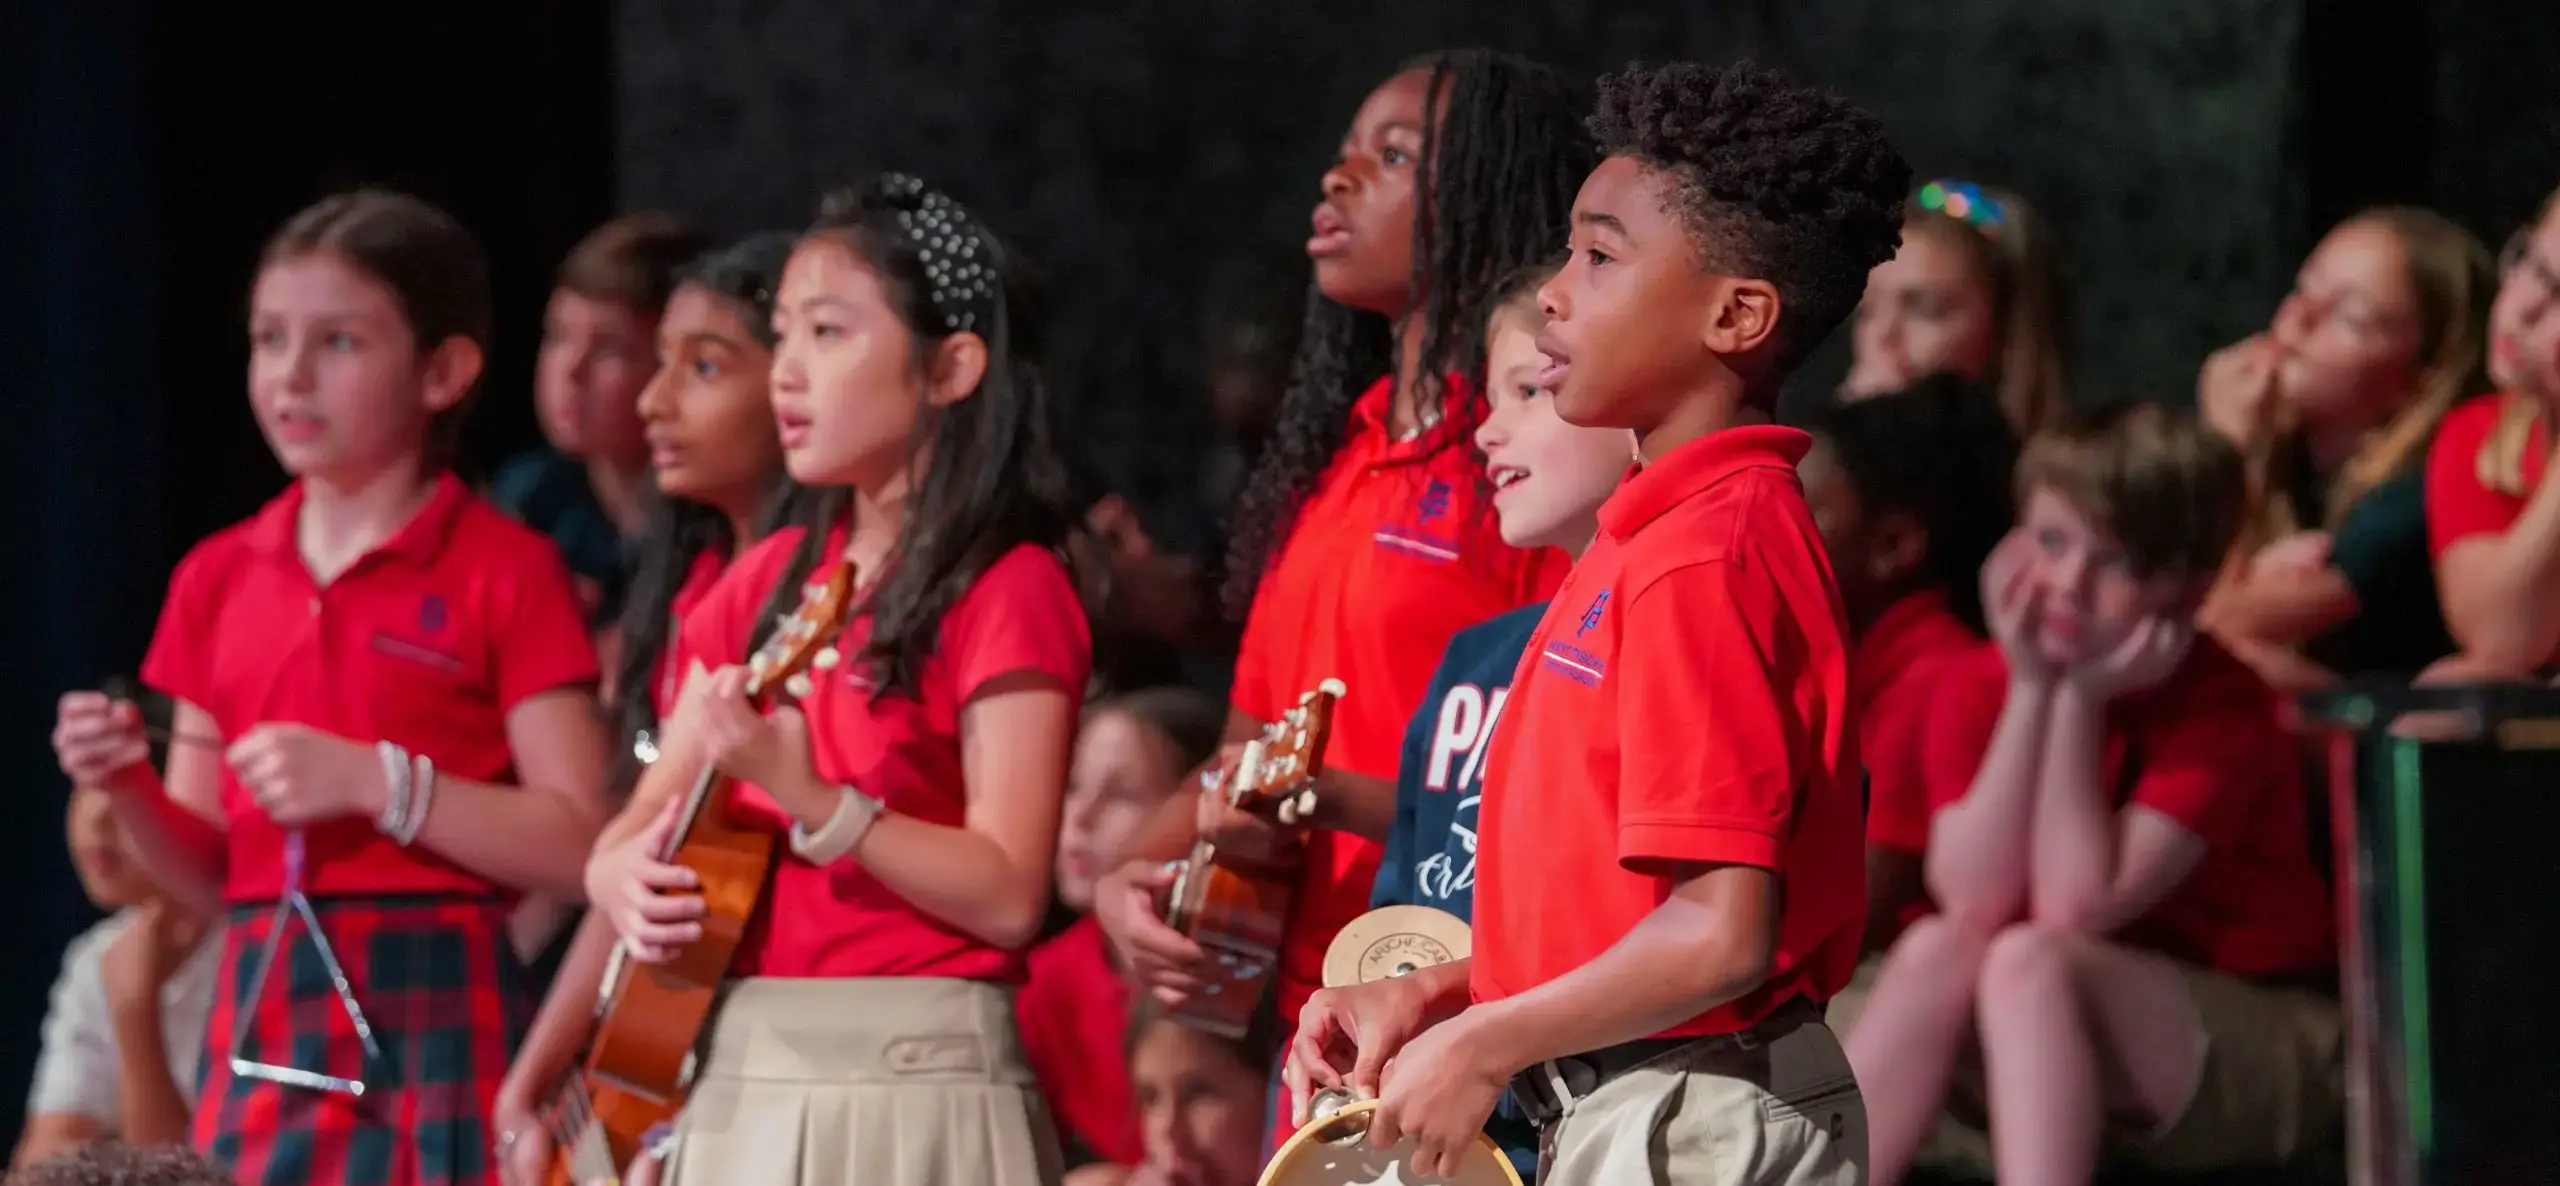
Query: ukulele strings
546 1076 596 1149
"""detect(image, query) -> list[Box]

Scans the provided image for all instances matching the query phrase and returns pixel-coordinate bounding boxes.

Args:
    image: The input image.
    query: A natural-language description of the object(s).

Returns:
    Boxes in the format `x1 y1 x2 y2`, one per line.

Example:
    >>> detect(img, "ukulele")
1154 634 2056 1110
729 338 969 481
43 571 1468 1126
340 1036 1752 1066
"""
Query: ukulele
542 558 857 1184
1156 679 1344 1039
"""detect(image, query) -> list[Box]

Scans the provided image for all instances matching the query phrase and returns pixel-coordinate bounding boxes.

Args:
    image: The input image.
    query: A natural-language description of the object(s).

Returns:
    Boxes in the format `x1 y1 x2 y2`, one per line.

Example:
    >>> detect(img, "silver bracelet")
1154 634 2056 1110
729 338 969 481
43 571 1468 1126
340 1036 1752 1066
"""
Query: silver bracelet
375 741 412 837
395 752 436 846
789 785 884 866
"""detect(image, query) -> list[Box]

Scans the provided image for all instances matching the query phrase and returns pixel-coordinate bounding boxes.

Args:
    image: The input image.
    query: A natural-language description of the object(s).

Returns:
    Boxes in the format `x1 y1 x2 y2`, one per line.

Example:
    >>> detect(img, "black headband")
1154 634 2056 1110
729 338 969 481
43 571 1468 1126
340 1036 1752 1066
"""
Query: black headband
877 173 997 335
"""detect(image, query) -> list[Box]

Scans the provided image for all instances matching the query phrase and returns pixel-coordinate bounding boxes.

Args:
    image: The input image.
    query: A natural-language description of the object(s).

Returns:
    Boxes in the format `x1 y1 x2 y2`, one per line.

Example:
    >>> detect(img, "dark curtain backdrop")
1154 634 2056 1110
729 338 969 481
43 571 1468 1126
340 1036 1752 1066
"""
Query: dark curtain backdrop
3 0 613 1153
612 0 2312 528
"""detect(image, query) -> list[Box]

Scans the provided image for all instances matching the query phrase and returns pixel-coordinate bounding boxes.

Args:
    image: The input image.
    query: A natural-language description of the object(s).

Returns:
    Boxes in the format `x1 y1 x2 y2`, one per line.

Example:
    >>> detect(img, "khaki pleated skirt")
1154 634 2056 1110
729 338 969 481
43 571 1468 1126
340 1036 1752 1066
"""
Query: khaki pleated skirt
661 976 1063 1186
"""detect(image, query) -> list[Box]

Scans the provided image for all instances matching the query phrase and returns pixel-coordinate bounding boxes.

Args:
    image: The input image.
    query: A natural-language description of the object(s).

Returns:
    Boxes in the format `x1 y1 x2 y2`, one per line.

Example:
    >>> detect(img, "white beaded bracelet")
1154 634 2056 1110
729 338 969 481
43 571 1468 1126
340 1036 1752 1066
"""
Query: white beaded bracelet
789 785 884 866
396 752 436 846
375 741 412 837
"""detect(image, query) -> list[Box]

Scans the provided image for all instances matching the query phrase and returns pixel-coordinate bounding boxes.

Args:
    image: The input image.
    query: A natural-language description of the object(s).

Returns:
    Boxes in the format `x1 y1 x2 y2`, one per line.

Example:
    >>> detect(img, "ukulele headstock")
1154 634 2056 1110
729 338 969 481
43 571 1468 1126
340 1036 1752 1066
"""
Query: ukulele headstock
743 557 857 705
1229 678 1344 825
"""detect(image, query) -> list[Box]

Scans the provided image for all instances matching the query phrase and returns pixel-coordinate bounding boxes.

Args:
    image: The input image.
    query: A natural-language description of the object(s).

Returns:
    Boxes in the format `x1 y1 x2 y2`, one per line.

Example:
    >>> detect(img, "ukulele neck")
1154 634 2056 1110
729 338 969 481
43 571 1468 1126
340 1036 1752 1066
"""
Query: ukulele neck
660 763 726 862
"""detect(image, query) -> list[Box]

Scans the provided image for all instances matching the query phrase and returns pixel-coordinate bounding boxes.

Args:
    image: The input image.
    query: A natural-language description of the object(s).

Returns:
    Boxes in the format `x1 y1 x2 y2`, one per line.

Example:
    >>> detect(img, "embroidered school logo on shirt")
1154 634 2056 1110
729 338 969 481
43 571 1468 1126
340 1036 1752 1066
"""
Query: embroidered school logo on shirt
1542 590 1611 686
1374 477 1463 564
369 593 464 674
1576 590 1609 636
1417 478 1451 523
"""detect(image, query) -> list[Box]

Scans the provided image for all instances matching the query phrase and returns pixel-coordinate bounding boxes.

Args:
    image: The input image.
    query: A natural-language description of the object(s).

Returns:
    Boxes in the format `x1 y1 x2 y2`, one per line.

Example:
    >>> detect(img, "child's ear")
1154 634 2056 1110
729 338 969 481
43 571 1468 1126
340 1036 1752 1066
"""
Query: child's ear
1701 277 1783 358
925 332 989 409
419 336 484 415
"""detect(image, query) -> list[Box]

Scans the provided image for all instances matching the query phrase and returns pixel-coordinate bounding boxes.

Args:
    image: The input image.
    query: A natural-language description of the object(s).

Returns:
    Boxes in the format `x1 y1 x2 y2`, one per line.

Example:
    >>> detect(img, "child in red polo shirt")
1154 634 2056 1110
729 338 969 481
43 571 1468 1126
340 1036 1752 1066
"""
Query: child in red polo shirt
1025 688 1224 1176
1798 375 2018 951
2426 185 2560 676
49 190 614 1186
583 174 1089 1186
487 232 812 1182
1290 61 1908 1185
1846 403 2339 1185
1281 260 1640 1182
1092 50 1591 1143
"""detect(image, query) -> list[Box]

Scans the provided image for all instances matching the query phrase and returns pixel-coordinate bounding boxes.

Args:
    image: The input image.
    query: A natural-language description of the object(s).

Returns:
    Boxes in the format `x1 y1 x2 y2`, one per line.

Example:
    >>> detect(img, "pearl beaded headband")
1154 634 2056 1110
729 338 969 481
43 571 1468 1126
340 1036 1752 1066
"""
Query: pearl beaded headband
877 172 997 335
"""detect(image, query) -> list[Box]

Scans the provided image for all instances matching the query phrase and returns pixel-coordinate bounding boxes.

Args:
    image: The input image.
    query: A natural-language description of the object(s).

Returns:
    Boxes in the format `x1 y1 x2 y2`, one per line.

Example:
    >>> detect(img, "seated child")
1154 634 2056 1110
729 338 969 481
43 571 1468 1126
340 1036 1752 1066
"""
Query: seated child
2425 184 2560 676
1799 374 2018 955
1845 401 2341 1186
7 1142 234 1186
1023 688 1226 1173
1072 1005 1280 1186
14 773 219 1169
1351 259 1632 1179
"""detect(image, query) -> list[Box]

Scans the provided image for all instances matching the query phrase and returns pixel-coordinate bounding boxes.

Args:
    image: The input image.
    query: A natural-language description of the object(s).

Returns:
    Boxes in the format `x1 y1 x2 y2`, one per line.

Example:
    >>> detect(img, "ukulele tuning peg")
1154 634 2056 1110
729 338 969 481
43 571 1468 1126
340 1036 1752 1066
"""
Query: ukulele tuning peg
813 646 841 670
1275 798 1299 826
1293 789 1318 819
749 652 775 678
1318 678 1346 698
783 672 815 700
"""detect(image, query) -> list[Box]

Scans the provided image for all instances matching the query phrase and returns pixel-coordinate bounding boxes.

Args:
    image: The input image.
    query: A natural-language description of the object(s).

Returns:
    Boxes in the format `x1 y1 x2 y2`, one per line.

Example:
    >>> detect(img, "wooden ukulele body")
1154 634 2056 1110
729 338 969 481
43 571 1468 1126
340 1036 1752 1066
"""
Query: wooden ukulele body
549 560 854 1184
1160 841 1300 1038
568 794 776 1174
1156 681 1343 1039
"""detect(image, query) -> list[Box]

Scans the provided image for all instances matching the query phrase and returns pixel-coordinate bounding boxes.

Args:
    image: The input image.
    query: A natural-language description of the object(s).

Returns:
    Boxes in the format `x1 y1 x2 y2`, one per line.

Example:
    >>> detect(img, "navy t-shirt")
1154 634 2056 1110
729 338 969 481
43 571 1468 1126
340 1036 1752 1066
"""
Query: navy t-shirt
488 449 628 625
1373 601 1545 1175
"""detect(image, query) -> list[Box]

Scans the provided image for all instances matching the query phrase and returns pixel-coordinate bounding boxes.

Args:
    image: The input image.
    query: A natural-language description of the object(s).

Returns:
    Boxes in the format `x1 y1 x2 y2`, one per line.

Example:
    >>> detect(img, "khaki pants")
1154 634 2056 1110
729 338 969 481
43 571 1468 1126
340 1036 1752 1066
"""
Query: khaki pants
661 977 1062 1186
1537 1014 1864 1186
2139 963 2342 1170
1827 951 2342 1174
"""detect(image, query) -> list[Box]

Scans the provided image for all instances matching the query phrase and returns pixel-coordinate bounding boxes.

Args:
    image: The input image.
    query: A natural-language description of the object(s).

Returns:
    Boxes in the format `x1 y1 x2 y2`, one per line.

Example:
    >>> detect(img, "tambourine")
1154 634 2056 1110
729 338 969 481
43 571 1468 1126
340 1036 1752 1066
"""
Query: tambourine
1260 1090 1523 1186
1321 904 1472 989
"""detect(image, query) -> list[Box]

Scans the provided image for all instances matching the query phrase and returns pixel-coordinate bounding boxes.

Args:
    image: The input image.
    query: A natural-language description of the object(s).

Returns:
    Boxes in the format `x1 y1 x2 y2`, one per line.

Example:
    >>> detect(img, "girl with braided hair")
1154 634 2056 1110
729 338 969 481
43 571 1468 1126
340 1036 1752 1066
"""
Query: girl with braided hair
583 174 1088 1186
1091 48 1594 1146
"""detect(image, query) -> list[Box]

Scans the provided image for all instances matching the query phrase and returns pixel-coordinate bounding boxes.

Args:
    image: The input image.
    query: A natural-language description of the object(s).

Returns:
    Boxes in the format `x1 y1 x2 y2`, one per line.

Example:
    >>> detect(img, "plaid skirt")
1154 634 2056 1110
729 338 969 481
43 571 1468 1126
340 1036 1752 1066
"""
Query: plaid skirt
192 894 532 1186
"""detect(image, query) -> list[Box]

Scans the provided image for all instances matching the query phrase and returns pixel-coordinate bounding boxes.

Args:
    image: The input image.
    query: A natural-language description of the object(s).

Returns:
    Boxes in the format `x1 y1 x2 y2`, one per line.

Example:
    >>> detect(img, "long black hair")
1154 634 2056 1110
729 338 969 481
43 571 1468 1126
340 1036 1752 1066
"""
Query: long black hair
747 175 1079 700
1221 50 1594 614
609 232 816 794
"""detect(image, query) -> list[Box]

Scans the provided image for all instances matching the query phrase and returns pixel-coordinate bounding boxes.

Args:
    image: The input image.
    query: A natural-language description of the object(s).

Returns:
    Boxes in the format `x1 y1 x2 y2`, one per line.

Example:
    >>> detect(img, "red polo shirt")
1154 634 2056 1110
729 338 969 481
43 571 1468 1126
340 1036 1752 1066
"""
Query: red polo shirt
1857 589 1981 856
1018 916 1143 1166
140 474 600 903
1918 639 2335 978
650 547 729 717
2427 393 2547 559
1472 426 1863 1038
675 527 1091 981
1232 376 1567 1039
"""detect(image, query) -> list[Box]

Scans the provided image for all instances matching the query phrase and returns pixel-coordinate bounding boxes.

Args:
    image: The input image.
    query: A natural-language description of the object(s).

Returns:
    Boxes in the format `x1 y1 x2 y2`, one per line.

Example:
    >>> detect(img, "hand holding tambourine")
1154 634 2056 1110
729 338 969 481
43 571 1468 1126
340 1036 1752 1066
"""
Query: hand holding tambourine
1259 1089 1522 1186
1264 906 1514 1185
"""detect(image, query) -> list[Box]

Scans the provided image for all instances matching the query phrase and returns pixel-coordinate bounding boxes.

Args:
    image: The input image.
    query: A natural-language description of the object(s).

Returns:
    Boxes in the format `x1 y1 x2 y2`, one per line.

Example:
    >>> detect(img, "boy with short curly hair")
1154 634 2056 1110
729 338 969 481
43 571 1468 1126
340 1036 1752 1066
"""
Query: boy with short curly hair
1288 60 1910 1185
